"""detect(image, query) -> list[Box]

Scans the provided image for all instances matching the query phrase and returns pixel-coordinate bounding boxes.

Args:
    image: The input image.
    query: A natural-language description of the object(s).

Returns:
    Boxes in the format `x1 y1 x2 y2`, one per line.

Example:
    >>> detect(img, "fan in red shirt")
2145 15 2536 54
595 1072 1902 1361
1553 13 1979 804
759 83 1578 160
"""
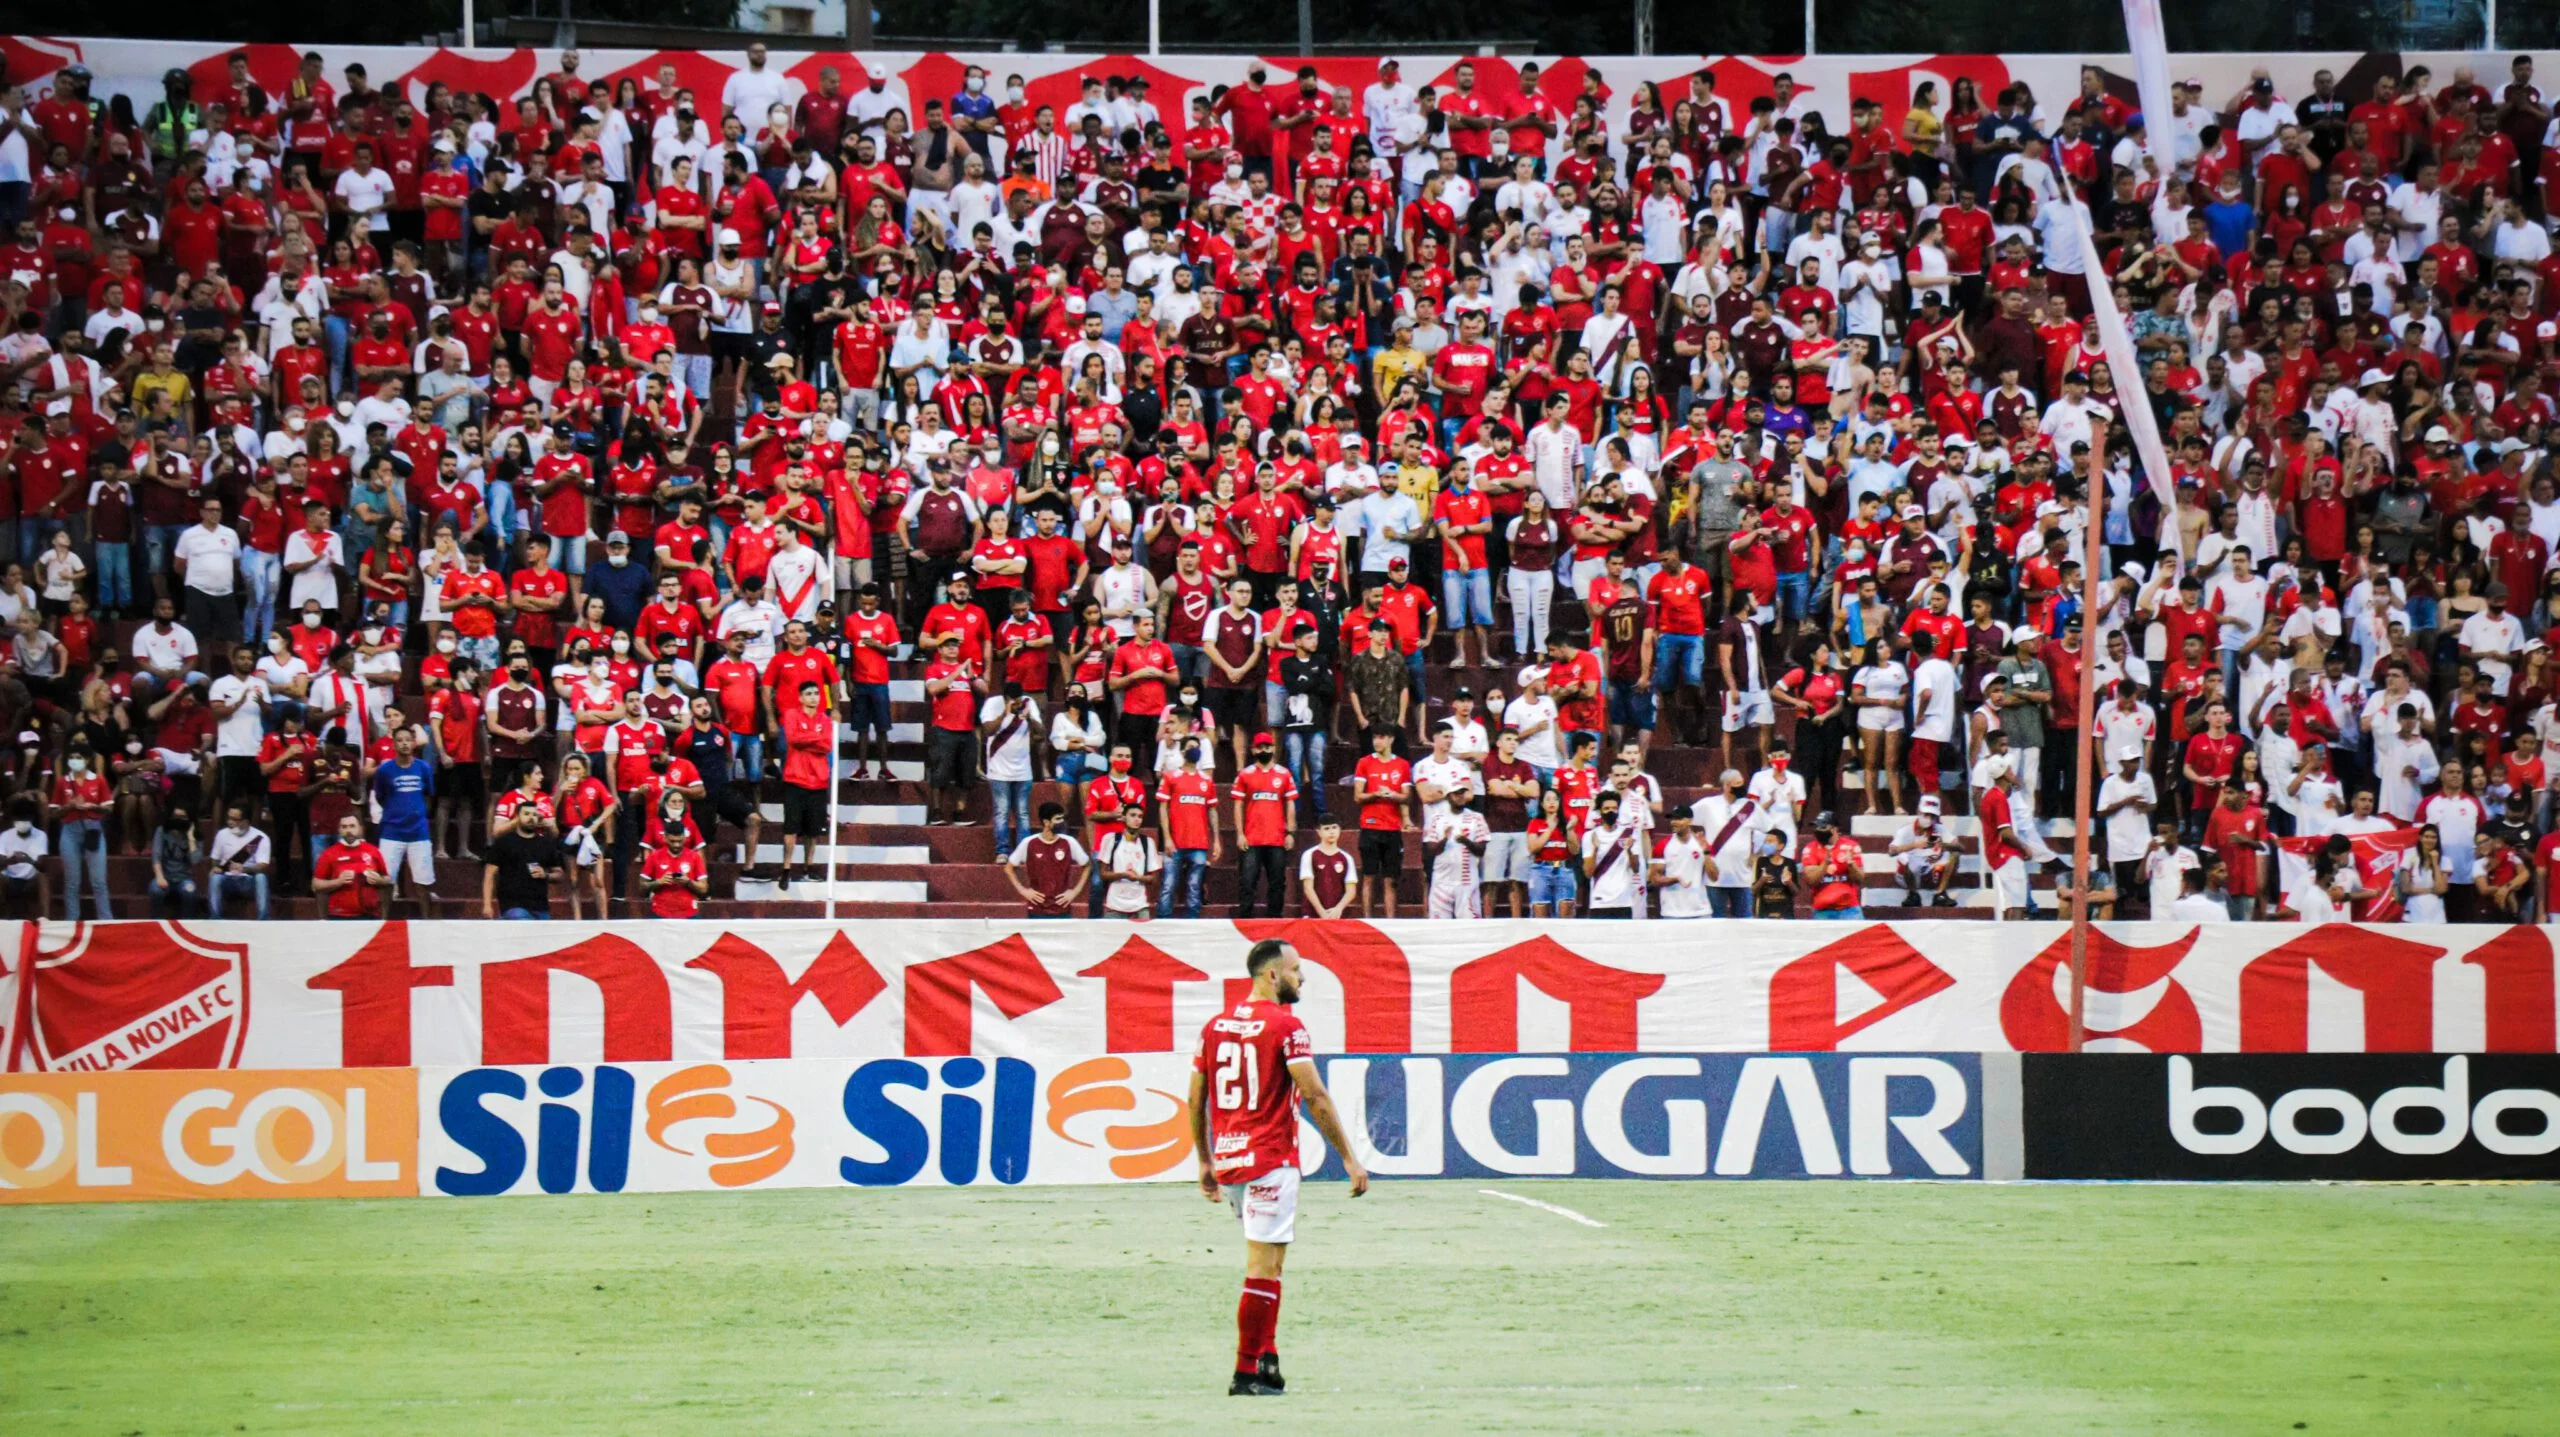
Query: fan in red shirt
772 681 837 886
312 815 392 918
640 826 710 918
1185 938 1367 1397
2183 705 2244 812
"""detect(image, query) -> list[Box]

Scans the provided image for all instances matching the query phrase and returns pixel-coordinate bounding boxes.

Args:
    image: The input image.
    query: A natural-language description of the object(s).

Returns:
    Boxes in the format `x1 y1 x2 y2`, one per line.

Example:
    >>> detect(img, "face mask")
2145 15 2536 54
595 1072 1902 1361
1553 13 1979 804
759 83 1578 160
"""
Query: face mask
966 76 986 94
612 637 632 654
1109 756 1132 773
590 661 610 679
1226 163 1244 180
510 665 531 680
302 614 321 628
12 823 26 836
435 637 457 655
66 757 86 773
1006 84 1025 103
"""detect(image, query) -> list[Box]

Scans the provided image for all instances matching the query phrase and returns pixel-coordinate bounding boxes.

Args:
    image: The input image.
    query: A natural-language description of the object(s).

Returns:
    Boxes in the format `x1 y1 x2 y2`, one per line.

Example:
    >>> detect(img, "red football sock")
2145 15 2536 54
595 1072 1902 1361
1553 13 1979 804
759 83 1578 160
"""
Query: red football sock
1237 1278 1282 1371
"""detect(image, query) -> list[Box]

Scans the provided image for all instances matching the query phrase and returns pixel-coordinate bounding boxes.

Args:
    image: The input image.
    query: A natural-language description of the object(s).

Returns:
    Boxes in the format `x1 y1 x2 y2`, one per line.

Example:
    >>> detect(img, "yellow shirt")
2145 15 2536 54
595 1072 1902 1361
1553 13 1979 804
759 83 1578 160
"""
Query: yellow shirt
1372 343 1426 406
1904 107 1942 148
131 368 192 417
1390 459 1438 515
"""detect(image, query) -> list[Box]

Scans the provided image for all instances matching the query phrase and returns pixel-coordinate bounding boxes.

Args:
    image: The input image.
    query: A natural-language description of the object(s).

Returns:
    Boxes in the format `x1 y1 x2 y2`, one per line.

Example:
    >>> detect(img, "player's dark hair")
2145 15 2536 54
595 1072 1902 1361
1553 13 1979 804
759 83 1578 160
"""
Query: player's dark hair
1245 939 1289 977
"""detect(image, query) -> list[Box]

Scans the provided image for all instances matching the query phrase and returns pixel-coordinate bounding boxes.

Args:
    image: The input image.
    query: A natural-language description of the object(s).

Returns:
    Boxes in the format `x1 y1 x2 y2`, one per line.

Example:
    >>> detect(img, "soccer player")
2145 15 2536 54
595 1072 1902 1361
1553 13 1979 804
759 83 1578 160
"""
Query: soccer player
1187 939 1370 1397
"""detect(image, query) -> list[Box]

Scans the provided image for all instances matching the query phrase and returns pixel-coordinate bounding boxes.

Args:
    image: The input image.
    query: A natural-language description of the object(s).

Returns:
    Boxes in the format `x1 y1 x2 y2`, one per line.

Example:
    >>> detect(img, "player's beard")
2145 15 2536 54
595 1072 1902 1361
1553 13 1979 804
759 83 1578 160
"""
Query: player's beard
1273 974 1301 1004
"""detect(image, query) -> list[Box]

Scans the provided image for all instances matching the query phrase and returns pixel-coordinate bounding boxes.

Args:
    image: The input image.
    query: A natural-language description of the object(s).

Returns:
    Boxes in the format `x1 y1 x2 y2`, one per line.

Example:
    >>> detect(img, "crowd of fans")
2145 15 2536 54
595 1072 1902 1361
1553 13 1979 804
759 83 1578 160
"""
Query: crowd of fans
0 46 2556 923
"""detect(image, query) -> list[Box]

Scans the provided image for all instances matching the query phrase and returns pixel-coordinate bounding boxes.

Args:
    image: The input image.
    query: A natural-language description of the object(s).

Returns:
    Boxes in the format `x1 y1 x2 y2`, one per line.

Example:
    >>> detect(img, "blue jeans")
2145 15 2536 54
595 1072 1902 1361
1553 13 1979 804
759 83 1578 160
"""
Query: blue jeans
1528 860 1577 911
1653 633 1705 691
149 875 198 917
1158 847 1209 918
1055 750 1092 793
733 733 766 780
59 819 109 920
1810 907 1865 919
1441 566 1495 628
1776 571 1812 624
1708 886 1753 918
94 539 133 613
990 778 1031 856
18 516 63 570
210 871 270 920
242 548 281 642
145 524 189 591
502 908 553 920
1285 729 1329 818
324 315 353 394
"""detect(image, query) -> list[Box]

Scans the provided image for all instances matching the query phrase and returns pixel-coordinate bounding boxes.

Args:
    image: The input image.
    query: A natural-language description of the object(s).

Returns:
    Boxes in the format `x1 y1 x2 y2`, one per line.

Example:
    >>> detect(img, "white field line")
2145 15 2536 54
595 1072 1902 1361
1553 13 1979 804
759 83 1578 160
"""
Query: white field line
1477 1187 1607 1227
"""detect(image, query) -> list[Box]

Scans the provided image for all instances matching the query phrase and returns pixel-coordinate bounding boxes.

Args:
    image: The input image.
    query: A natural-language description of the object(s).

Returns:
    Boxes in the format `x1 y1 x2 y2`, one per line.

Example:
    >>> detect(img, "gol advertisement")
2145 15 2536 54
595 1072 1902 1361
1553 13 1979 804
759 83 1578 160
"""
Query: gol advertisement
0 1069 416 1203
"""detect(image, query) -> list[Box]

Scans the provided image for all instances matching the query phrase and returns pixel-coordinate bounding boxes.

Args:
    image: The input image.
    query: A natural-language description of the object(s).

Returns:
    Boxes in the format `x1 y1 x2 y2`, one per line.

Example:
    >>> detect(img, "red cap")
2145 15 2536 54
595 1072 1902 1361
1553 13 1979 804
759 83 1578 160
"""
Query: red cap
1253 731 1276 744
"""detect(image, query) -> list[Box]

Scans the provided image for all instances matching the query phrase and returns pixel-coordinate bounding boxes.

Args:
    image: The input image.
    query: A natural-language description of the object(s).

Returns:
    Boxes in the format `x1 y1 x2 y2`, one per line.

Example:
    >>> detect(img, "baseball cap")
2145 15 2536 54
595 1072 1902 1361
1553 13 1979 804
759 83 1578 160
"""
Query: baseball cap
1252 730 1275 745
2425 425 2453 442
1918 795 1943 813
1900 504 1925 520
717 227 743 246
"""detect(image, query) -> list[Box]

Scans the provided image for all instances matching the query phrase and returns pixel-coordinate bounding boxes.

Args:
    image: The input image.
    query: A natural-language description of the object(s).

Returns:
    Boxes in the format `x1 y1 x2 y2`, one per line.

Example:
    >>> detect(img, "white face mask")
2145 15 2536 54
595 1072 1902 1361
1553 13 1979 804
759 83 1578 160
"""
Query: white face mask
611 637 631 654
436 637 457 654
966 76 986 94
66 757 86 773
607 551 629 567
302 614 322 628
589 661 610 679
1006 84 1025 103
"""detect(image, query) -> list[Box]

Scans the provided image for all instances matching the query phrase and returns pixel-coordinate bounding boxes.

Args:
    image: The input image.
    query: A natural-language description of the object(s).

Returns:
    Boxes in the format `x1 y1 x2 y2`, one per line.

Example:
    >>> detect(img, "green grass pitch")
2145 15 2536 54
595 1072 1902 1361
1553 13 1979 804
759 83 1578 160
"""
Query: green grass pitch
4 1182 2555 1433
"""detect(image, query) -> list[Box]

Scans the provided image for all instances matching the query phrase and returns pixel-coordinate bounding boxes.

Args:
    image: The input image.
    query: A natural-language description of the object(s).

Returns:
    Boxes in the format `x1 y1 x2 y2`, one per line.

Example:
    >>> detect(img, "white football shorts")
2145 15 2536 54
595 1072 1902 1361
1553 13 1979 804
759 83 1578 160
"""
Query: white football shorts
1222 1165 1300 1244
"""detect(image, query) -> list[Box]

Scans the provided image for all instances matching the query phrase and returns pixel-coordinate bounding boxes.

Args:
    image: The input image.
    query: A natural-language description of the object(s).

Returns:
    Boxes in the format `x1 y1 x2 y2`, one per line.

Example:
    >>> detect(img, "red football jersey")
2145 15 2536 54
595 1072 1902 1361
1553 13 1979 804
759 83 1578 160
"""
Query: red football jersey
1192 998 1312 1185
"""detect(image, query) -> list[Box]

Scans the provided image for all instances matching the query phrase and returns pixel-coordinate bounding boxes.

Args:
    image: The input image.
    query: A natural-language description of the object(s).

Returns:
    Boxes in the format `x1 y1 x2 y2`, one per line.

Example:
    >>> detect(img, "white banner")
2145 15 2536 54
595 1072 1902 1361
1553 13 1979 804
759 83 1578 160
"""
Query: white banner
417 1054 1204 1194
5 919 2555 1074
14 36 2542 159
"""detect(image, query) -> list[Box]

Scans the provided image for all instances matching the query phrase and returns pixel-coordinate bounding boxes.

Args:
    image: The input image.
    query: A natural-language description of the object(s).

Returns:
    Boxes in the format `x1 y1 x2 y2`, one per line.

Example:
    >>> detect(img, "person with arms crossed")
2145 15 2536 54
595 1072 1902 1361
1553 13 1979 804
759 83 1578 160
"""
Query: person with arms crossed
1187 939 1369 1398
1004 802 1090 918
1296 819 1358 918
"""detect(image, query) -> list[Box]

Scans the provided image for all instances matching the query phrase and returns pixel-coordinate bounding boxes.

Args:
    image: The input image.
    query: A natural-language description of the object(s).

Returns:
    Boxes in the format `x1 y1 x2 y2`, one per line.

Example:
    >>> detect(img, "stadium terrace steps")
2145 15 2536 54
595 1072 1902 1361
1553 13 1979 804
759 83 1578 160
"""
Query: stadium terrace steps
70 616 2090 924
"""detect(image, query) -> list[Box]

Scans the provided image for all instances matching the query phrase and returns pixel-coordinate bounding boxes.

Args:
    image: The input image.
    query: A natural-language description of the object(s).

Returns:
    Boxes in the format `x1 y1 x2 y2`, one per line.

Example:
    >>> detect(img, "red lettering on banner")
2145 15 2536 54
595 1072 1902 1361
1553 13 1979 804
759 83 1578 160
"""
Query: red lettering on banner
305 921 454 1067
1998 928 2203 1053
1765 924 1956 1050
1077 937 1210 1053
1235 920 1414 1051
2459 927 2558 1052
480 935 674 1064
1448 935 1665 1052
686 932 887 1059
2238 927 2447 1051
903 935 1066 1055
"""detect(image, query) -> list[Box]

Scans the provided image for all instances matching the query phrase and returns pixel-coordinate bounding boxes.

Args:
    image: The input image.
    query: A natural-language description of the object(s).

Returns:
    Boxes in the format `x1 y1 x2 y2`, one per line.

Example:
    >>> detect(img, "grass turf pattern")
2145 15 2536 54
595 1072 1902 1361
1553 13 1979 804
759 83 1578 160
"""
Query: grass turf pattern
3 1182 2553 1433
